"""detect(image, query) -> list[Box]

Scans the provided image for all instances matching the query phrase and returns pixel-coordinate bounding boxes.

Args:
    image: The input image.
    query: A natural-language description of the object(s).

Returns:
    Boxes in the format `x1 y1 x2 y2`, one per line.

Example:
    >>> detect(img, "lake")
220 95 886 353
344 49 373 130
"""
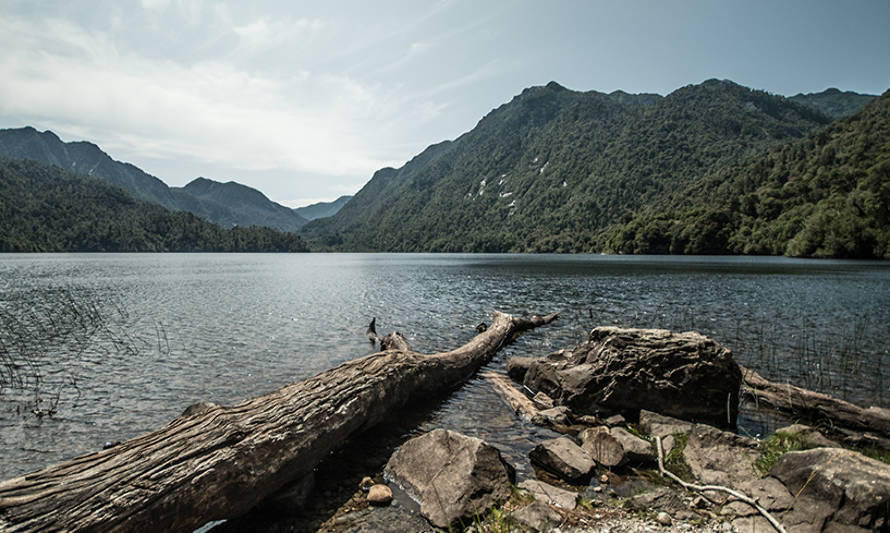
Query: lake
1 253 889 480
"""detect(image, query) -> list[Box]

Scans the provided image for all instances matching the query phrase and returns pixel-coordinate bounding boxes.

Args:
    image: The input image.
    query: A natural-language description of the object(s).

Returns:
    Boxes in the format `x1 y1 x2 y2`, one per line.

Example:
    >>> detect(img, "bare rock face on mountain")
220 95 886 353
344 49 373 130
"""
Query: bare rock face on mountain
515 327 742 428
383 429 515 529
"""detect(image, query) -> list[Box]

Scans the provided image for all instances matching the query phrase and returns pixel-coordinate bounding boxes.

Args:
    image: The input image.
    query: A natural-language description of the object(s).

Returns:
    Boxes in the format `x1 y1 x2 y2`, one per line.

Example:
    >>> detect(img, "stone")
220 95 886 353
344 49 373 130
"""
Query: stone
383 429 515 529
638 410 694 439
609 427 656 464
533 391 555 409
580 427 625 467
774 423 842 448
656 511 672 526
532 406 571 427
518 479 578 510
599 474 609 484
769 447 890 531
367 484 392 506
683 424 759 488
511 500 563 532
359 476 374 491
627 487 683 513
604 414 626 426
521 327 742 428
529 436 595 482
506 356 537 382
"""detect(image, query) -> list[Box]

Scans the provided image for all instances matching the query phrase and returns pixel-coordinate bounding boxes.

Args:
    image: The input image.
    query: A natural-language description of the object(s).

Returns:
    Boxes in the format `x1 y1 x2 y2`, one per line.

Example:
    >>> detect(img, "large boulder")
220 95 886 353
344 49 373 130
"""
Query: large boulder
383 429 515 529
769 448 890 531
516 327 741 428
529 436 596 482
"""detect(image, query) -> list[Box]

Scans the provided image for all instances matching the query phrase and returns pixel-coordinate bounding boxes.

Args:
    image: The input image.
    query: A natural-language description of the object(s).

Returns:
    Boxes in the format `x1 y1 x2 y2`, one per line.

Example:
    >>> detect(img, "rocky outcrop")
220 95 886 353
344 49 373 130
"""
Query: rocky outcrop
518 479 578 510
769 448 890 532
511 500 563 532
578 426 656 469
383 429 515 529
513 326 741 428
528 436 595 482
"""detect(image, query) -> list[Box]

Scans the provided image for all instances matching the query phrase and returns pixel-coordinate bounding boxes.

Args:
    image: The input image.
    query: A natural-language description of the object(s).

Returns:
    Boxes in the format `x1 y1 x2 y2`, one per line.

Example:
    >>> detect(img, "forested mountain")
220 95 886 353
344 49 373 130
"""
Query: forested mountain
172 177 307 231
790 88 877 119
0 127 306 232
302 79 832 252
608 90 890 258
294 195 352 221
0 156 308 252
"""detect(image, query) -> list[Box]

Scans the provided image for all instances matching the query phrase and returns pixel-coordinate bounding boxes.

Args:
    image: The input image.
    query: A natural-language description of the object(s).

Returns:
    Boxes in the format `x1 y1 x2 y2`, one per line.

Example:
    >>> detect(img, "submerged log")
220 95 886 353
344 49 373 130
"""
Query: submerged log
0 311 558 533
741 366 890 441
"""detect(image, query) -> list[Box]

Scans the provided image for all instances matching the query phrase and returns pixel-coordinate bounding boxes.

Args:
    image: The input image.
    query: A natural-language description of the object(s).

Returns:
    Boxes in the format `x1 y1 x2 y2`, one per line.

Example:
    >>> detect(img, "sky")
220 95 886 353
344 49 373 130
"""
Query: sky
1 1 889 208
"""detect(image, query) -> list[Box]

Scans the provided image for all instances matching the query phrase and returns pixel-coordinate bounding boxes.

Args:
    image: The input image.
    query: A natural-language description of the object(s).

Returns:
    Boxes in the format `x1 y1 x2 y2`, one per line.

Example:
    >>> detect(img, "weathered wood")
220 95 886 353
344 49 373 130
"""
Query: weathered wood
741 365 890 440
0 311 558 532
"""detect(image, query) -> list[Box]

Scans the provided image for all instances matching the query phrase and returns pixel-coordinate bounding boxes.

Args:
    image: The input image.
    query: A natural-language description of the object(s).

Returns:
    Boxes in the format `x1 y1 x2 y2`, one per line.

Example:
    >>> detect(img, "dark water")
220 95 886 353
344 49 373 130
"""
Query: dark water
1 253 889 480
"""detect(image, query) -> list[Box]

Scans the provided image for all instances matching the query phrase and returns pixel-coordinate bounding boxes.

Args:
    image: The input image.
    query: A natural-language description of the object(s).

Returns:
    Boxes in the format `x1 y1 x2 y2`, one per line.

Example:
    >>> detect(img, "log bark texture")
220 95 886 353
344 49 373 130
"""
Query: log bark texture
741 365 890 440
0 311 557 532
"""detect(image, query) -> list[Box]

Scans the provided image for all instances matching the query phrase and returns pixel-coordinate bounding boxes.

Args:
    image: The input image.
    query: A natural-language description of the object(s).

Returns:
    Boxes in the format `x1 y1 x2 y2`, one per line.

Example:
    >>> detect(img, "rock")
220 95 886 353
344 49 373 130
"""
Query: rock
769 447 890 531
521 327 742 428
575 414 604 426
604 414 626 426
383 429 515 529
518 479 578 510
627 487 683 513
529 436 595 482
683 424 759 489
638 410 694 439
359 476 374 491
532 406 572 427
580 427 625 467
691 495 710 509
609 427 656 464
506 356 537 382
367 484 392 506
533 391 555 409
512 500 563 531
656 511 672 526
599 473 609 484
774 423 842 448
661 434 676 457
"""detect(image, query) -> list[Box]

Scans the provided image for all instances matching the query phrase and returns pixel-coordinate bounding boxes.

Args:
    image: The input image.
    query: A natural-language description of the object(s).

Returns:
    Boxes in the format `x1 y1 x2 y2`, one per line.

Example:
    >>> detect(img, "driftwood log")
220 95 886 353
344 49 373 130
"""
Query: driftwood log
0 311 558 532
741 365 890 442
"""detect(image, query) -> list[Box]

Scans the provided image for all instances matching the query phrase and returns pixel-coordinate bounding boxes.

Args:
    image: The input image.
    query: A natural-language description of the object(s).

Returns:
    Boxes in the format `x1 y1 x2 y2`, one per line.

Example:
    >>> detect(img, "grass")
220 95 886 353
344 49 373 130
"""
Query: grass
664 432 692 481
754 430 817 476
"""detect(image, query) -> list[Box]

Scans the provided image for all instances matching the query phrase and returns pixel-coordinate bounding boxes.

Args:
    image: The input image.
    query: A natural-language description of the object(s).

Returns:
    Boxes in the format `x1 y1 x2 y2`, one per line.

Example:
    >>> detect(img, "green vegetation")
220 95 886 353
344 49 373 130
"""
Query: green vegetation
610 90 890 258
664 433 692 481
303 79 836 253
790 88 878 120
754 430 816 476
0 156 309 252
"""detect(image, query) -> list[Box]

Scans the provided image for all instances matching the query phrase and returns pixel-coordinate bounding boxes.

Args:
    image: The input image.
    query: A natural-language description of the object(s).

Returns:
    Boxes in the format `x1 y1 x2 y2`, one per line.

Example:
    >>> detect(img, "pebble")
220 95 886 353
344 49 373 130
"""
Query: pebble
599 474 609 484
359 476 374 491
367 484 393 506
656 512 672 526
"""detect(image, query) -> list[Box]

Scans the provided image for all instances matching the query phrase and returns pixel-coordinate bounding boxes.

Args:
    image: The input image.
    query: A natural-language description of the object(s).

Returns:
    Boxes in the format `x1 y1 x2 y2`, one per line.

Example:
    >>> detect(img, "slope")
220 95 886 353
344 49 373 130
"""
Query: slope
303 79 831 252
790 88 878 119
0 156 308 252
608 90 890 258
173 178 307 232
293 195 352 221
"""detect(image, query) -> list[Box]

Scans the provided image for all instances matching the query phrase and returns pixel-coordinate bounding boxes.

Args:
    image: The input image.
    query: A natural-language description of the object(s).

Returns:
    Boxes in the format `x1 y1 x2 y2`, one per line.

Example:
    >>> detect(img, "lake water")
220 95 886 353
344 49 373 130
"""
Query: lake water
1 253 889 481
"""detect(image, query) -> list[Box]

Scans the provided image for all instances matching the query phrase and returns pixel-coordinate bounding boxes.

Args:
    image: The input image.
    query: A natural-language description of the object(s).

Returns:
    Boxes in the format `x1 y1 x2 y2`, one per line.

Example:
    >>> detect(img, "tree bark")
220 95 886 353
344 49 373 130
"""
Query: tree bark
741 365 890 440
0 311 558 532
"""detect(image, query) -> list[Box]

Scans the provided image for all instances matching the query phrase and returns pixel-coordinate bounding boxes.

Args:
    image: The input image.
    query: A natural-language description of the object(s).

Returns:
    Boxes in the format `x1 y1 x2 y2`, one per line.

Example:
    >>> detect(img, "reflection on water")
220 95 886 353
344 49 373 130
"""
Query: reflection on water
1 253 889 479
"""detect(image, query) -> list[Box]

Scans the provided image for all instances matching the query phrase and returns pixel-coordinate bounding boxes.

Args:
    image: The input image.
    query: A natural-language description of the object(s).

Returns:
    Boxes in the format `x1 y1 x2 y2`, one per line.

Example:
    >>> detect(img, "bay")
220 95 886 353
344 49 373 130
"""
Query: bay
1 253 889 480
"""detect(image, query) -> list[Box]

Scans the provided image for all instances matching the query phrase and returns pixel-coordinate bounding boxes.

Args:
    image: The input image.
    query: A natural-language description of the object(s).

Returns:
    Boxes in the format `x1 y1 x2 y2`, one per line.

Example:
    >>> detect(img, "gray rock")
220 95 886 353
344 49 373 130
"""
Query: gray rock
532 406 572 427
533 391 555 409
683 424 759 489
626 487 684 513
518 479 578 510
609 427 655 464
521 327 741 428
383 429 515 529
656 511 672 526
511 500 563 532
774 423 842 448
367 484 392 506
604 414 626 426
770 447 890 531
579 427 625 468
529 436 595 482
639 410 694 438
506 356 536 382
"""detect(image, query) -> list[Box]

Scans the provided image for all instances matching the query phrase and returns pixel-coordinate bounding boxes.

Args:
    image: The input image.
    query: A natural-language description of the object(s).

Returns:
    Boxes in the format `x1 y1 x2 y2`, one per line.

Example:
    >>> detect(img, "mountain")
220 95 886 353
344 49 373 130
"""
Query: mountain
790 88 878 119
0 127 306 232
172 178 307 232
293 195 352 221
607 90 890 258
0 155 308 252
302 79 831 252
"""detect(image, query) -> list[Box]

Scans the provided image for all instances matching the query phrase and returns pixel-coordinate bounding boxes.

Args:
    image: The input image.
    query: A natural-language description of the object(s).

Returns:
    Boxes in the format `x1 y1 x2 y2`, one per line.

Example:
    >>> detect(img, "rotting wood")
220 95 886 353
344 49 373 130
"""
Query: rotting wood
741 365 890 441
655 436 786 533
482 371 542 421
0 311 558 533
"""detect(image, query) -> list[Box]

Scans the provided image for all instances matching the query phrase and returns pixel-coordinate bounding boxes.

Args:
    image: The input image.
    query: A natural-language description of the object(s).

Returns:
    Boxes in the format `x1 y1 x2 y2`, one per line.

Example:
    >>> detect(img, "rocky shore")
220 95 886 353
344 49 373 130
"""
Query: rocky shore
215 326 890 533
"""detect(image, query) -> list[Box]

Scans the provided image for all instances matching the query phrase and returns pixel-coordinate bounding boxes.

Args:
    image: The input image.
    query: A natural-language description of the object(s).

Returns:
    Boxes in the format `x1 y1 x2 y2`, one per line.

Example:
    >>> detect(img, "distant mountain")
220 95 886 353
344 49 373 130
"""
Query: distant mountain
608 90 890 258
302 79 831 252
608 90 663 106
0 127 306 232
172 178 307 232
0 155 308 252
790 88 877 119
294 195 352 221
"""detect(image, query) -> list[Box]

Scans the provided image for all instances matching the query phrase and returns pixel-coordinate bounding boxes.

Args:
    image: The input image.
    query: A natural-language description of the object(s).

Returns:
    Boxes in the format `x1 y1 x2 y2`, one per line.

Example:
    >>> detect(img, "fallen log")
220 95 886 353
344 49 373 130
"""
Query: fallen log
0 311 558 532
741 365 890 441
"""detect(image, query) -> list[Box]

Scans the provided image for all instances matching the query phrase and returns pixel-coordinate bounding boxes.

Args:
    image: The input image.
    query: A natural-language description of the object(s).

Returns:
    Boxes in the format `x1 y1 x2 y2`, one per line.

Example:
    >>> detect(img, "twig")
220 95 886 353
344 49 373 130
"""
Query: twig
655 436 786 533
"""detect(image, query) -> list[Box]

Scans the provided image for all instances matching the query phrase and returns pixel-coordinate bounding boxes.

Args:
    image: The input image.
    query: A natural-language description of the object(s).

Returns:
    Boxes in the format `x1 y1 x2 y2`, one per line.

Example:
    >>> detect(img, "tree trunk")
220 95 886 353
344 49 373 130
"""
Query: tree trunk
0 311 558 532
741 365 890 440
